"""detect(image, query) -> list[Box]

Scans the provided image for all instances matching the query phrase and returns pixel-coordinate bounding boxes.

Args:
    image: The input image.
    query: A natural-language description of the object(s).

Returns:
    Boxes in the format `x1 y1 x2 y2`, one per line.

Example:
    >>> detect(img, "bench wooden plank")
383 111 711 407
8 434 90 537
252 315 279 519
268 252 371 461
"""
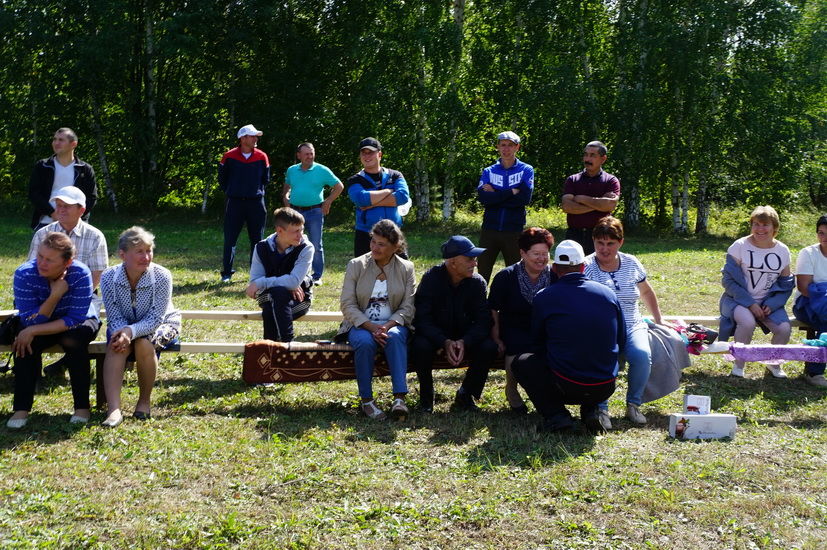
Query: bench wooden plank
1 309 343 323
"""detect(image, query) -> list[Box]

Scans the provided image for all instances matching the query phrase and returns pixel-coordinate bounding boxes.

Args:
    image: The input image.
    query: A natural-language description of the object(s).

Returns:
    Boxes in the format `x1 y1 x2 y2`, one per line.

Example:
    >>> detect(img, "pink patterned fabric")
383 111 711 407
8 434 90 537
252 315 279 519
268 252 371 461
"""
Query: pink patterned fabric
729 343 827 363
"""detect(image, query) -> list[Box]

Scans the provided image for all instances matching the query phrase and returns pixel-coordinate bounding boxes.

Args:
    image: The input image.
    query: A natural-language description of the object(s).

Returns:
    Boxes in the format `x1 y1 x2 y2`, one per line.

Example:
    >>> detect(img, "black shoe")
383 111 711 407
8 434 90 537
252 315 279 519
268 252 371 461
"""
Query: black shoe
419 389 434 413
133 411 151 421
582 410 611 434
510 404 529 416
538 413 575 433
453 390 480 412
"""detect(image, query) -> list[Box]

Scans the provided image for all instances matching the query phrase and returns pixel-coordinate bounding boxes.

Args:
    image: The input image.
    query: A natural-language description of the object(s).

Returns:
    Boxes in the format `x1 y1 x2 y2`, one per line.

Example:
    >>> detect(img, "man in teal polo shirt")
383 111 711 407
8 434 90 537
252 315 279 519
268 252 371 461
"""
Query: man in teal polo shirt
282 142 343 285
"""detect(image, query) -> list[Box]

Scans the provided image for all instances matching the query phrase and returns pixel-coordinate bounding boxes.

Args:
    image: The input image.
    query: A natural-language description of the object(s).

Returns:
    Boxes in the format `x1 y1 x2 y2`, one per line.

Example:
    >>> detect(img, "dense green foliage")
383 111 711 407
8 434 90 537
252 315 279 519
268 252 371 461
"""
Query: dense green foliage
0 0 824 230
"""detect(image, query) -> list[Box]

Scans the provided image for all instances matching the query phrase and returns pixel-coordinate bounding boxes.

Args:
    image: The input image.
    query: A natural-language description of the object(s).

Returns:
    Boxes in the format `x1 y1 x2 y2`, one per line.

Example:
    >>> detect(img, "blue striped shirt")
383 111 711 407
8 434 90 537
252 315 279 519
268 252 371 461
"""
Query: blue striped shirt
584 251 647 332
13 259 94 328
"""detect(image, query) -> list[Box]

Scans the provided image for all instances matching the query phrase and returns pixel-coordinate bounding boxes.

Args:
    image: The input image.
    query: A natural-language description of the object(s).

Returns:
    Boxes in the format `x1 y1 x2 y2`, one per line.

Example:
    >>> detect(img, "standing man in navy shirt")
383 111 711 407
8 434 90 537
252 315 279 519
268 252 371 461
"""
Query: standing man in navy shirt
218 124 271 283
476 131 534 283
561 141 620 256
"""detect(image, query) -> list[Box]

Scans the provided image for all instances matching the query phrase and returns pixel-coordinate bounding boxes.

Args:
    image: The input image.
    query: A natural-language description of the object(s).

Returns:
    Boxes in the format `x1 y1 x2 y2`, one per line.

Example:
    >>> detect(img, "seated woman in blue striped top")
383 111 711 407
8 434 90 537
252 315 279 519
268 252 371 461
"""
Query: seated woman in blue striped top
7 232 98 429
100 227 181 428
584 216 665 427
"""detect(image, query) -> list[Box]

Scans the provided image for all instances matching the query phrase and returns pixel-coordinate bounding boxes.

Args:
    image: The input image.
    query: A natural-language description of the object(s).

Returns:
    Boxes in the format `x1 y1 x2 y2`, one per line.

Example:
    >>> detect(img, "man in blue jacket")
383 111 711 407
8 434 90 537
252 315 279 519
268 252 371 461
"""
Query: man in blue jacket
512 240 626 433
218 124 271 283
476 131 534 282
346 137 410 257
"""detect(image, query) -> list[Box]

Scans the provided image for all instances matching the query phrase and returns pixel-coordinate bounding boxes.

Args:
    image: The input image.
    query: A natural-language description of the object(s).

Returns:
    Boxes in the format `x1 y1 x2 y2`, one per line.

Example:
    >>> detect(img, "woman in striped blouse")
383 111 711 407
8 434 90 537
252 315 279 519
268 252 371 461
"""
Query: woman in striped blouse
100 227 181 428
7 232 97 429
584 216 665 427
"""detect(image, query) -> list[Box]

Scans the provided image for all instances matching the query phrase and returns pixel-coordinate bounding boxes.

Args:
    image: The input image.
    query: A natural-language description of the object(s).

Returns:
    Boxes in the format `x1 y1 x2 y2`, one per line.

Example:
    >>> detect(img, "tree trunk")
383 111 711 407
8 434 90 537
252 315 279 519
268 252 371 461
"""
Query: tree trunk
90 96 118 213
443 0 465 220
695 172 709 234
414 41 430 222
144 13 158 195
580 3 600 138
414 118 430 222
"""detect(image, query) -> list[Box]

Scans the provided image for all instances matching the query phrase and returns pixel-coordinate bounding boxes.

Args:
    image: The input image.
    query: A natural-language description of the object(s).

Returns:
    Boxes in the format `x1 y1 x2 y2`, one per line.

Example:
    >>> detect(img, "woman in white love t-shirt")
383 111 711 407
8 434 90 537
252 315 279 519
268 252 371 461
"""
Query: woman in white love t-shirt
719 206 794 378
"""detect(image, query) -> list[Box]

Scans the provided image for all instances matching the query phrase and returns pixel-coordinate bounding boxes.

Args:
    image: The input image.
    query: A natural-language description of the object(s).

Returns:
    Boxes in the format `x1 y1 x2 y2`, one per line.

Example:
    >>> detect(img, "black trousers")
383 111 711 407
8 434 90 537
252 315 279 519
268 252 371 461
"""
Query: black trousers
409 334 497 400
354 230 372 258
477 229 521 283
13 323 98 411
564 227 595 256
260 286 310 342
512 353 615 421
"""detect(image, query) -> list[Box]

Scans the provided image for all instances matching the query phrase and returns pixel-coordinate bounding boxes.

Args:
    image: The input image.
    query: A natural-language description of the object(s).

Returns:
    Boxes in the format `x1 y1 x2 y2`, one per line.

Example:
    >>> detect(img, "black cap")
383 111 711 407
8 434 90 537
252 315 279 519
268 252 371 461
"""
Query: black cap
359 137 382 151
441 236 486 259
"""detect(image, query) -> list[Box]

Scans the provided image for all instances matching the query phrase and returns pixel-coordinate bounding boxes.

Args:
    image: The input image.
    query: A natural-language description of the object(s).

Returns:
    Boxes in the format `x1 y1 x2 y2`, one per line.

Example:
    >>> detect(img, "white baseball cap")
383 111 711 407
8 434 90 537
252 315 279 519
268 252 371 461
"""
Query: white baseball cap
553 240 585 265
237 124 263 139
50 186 86 209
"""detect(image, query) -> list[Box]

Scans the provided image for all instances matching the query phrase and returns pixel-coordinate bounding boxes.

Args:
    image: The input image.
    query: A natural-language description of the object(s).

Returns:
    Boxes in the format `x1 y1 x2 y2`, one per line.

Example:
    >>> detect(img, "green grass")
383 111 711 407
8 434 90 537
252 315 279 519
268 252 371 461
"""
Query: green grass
0 206 825 549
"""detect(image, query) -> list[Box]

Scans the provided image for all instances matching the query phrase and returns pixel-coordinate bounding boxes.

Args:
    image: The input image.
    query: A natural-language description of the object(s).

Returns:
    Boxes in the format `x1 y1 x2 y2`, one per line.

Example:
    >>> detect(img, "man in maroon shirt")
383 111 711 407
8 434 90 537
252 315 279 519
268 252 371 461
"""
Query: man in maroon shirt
561 141 620 255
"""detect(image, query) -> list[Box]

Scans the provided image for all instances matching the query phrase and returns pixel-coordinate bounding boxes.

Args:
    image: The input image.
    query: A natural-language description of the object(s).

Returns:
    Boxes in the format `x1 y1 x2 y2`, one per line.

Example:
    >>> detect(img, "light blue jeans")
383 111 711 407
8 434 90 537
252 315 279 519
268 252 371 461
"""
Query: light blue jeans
599 323 651 409
302 207 325 281
349 325 409 399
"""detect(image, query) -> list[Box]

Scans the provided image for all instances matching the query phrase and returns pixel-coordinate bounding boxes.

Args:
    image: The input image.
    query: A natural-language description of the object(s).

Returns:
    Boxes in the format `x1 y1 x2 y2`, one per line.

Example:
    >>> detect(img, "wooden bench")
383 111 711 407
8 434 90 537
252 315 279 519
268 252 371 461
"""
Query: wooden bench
0 309 345 407
0 310 816 408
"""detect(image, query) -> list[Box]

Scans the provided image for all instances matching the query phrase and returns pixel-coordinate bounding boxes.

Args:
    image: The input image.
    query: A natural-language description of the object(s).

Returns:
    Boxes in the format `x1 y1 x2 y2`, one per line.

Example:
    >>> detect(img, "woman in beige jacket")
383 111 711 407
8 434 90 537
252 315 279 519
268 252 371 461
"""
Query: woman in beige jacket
337 220 415 421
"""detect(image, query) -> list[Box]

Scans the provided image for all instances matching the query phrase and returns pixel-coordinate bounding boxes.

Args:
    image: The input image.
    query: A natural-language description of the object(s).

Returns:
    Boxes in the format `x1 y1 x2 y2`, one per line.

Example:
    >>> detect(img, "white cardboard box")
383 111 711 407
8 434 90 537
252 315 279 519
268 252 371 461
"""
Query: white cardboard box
683 394 712 415
668 413 737 440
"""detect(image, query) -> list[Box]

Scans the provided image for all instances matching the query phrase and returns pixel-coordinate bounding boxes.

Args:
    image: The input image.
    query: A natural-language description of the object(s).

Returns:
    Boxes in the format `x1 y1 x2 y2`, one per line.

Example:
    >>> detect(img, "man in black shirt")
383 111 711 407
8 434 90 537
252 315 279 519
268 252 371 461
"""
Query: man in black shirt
410 236 497 412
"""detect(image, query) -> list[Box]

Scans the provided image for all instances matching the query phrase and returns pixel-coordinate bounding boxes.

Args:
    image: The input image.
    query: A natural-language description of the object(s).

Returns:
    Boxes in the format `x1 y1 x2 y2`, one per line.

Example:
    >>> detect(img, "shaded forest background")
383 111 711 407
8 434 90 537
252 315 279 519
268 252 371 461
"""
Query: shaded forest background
0 0 824 233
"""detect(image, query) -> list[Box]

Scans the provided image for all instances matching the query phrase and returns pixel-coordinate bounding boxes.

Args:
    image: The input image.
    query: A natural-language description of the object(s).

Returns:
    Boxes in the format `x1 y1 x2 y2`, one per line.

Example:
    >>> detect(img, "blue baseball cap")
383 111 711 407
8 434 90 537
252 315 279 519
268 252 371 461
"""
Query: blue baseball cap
441 236 485 259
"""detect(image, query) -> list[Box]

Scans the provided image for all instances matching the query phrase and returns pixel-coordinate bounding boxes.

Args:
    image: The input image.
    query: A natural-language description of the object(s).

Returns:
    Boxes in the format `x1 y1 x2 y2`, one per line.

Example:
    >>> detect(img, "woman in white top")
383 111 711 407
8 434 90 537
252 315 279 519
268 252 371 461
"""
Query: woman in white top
792 214 827 387
719 206 793 378
337 220 416 421
100 227 181 427
584 216 665 426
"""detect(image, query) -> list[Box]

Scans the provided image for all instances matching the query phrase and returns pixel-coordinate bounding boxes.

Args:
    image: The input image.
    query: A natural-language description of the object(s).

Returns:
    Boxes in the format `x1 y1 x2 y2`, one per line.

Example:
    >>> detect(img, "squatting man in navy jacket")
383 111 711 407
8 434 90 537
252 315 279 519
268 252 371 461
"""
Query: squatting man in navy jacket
410 236 498 413
476 130 534 282
218 124 271 283
511 240 626 434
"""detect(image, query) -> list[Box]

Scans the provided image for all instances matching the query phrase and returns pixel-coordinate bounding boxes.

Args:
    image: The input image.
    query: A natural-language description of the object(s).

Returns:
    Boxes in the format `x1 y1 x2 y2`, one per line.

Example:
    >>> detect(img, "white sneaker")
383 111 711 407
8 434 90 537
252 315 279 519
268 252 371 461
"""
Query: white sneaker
69 415 89 425
764 364 788 379
730 365 745 378
626 403 647 425
361 400 386 420
390 398 409 421
7 417 28 429
805 374 827 388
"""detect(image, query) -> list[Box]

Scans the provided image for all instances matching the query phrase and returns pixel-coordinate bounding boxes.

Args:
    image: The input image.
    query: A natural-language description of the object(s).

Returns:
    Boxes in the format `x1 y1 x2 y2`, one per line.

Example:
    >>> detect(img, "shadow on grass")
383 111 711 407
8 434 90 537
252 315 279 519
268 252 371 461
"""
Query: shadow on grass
156 376 253 407
682 370 827 419
0 413 97 449
464 412 599 470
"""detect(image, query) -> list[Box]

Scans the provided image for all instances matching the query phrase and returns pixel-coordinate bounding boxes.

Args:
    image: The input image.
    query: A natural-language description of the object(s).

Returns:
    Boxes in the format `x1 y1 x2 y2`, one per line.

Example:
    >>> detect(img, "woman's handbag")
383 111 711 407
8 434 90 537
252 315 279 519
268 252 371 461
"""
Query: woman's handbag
0 314 21 373
0 315 21 345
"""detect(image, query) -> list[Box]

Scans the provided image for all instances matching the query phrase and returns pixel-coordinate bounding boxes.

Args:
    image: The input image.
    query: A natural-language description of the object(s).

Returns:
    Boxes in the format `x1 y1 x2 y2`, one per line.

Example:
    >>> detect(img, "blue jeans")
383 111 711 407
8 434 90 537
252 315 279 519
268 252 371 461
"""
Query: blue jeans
302 207 324 280
599 323 651 409
349 325 409 399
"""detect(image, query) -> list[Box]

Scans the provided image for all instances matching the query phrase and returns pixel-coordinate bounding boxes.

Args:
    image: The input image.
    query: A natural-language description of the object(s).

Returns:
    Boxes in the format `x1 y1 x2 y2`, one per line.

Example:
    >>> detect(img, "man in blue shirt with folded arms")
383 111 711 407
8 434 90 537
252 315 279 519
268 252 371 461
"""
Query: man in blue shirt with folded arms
476 130 534 282
512 240 626 434
346 137 410 257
